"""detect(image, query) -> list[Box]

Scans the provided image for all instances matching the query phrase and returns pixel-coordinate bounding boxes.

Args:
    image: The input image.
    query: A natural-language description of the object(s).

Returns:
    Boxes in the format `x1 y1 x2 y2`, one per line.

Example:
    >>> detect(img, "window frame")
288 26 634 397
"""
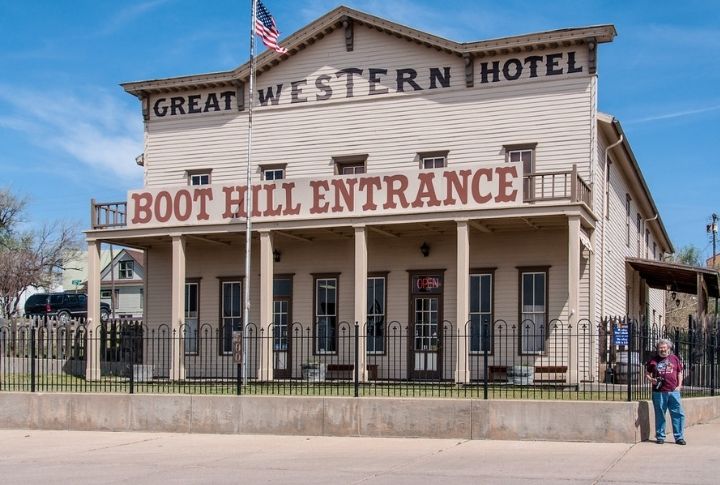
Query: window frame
184 278 201 356
186 169 212 186
469 268 495 354
418 150 449 170
504 143 537 202
333 155 367 175
218 276 243 356
636 213 642 257
272 274 294 353
118 260 134 279
517 266 549 355
366 272 389 355
312 273 340 355
261 164 286 181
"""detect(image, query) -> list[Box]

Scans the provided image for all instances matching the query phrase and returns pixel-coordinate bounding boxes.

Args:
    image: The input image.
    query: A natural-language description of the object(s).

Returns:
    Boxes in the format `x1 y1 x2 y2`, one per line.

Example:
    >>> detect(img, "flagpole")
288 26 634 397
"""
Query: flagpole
243 0 258 386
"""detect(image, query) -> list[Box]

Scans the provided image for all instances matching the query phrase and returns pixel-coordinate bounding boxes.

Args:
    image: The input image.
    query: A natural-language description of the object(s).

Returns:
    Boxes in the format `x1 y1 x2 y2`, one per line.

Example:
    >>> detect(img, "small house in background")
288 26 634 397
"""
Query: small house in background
100 248 144 319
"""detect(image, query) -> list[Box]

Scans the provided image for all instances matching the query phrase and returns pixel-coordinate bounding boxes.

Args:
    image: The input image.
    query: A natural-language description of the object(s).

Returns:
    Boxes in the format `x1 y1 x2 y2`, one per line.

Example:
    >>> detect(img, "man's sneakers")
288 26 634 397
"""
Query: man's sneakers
676 439 687 445
656 439 664 444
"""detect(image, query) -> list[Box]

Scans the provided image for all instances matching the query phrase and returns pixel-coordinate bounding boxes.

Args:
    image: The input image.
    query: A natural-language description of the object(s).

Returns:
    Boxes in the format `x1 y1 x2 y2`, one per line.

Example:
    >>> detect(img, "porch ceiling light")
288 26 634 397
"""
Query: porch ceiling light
273 249 281 263
420 242 430 257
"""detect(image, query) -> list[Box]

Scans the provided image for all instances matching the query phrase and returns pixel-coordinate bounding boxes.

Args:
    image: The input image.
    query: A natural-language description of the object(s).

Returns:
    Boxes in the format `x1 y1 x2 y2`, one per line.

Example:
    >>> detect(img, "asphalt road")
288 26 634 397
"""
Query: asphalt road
0 419 718 484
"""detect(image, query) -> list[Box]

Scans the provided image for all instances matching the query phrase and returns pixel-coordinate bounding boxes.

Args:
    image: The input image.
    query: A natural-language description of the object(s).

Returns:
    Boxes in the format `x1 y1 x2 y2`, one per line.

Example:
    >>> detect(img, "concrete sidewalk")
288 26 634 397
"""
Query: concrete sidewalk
0 419 718 484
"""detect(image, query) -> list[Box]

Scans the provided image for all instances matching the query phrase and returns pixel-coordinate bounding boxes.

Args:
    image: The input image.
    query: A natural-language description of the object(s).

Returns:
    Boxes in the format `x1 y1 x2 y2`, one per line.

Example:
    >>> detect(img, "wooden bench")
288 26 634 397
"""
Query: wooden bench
533 365 568 384
326 364 378 380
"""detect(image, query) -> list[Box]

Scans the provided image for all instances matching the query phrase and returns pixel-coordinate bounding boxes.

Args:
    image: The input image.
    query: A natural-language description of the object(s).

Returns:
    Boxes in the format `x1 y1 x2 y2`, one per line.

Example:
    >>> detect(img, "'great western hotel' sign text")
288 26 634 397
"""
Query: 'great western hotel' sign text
127 164 523 228
152 51 584 117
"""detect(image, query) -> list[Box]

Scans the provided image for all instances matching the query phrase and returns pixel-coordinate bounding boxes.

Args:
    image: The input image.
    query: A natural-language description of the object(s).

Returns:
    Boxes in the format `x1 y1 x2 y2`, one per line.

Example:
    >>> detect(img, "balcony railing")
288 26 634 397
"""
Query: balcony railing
90 166 592 230
91 199 126 229
524 165 591 207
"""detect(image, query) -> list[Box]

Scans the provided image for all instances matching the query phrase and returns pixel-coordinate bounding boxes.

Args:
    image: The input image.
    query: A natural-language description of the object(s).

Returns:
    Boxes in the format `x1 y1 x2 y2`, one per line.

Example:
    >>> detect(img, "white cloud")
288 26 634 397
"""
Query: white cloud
625 104 720 124
0 85 143 180
97 0 175 36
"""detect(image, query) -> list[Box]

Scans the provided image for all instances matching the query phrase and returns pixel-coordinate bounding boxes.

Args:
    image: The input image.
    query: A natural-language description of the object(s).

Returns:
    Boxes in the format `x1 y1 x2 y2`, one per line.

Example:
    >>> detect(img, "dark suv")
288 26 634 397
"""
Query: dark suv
24 292 110 324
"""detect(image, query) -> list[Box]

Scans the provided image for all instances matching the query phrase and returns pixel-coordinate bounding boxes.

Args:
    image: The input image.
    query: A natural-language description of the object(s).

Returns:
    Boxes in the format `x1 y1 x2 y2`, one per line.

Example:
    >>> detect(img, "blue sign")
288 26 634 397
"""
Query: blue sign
613 324 629 346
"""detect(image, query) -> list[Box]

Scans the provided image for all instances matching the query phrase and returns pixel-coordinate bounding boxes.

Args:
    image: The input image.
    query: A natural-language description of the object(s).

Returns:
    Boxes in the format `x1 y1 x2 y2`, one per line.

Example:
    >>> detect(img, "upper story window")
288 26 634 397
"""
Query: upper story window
419 151 448 169
334 155 367 175
505 144 536 202
625 194 631 247
119 260 134 279
187 169 212 186
261 165 286 181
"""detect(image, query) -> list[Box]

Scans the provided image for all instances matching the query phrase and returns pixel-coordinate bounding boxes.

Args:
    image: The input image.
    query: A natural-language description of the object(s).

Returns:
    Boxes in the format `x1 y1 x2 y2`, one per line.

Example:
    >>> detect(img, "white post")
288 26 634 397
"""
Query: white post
568 216 581 384
354 225 368 382
170 234 186 381
259 230 274 381
85 240 101 381
456 220 470 383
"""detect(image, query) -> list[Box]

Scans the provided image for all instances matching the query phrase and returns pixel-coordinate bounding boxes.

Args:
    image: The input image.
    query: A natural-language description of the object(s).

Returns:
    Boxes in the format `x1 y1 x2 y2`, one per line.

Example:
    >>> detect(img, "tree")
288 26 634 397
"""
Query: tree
668 244 702 266
0 187 81 317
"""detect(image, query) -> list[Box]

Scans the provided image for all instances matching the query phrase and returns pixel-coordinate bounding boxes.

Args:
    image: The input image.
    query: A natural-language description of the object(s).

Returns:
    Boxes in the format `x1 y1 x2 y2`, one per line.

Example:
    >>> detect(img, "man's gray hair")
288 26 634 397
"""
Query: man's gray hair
656 338 674 350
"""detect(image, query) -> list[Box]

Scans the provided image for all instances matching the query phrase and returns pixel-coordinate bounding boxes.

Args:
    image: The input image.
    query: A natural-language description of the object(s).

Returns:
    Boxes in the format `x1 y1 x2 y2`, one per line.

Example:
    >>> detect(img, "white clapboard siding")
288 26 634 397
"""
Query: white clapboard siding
144 26 593 188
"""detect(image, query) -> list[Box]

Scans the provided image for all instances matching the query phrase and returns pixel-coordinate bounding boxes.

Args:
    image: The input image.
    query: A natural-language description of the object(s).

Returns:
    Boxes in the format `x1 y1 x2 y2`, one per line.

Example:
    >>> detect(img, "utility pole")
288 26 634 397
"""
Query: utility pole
708 213 718 268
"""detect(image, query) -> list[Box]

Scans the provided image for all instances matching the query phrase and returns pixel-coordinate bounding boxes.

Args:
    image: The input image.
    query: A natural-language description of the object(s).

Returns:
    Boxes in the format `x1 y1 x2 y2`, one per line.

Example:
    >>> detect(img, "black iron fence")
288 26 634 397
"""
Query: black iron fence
1 316 718 401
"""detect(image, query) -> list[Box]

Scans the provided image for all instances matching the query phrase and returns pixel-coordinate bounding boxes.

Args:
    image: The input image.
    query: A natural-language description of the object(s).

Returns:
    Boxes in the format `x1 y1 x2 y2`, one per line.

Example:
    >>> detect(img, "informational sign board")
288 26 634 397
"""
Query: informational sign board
232 331 243 365
71 279 82 286
613 323 629 346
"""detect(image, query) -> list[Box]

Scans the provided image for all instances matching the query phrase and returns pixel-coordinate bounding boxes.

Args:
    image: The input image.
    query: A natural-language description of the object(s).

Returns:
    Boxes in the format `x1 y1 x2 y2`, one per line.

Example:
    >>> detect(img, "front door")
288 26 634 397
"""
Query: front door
272 276 292 378
409 272 444 380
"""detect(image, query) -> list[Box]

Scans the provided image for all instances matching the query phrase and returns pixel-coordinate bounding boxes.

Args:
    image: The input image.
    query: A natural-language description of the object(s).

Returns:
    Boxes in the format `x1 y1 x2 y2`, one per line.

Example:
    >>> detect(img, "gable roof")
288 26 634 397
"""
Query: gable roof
121 5 616 97
100 248 145 280
597 112 674 254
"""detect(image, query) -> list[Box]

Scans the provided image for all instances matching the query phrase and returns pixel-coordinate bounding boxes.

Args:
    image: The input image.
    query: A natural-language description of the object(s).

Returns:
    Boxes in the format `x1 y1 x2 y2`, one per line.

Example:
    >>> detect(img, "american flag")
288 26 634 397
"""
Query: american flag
255 1 287 54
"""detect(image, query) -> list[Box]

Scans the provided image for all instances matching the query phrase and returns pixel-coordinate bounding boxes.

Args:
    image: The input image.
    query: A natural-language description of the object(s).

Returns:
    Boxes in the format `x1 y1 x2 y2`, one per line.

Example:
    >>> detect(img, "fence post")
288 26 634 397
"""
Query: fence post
711 330 717 397
129 330 135 395
236 363 242 396
627 321 633 402
483 323 489 400
354 322 360 398
30 327 36 393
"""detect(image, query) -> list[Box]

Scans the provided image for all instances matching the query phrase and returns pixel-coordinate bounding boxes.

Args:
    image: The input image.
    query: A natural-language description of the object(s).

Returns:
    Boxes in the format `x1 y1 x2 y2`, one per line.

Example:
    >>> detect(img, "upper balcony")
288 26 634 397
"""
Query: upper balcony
91 165 591 230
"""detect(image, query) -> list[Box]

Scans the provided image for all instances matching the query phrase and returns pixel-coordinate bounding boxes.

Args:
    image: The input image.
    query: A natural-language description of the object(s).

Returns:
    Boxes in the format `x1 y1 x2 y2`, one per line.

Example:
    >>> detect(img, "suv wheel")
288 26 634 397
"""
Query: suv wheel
57 310 71 325
100 308 110 323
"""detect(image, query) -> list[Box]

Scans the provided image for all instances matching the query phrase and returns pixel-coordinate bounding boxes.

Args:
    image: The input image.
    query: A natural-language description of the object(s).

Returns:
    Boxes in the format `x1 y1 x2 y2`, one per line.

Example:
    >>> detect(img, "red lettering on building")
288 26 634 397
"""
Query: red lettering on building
471 168 493 203
282 182 300 216
154 191 173 223
173 189 192 222
495 166 519 203
382 175 410 210
251 185 263 217
411 172 441 208
222 186 247 219
358 177 382 211
193 188 213 220
443 170 471 205
331 178 356 213
131 192 153 224
310 180 330 214
263 184 282 217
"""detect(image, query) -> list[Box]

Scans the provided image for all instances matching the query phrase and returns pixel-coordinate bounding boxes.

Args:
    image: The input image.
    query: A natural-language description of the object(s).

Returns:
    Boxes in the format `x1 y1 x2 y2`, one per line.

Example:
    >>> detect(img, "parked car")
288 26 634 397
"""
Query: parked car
24 292 111 324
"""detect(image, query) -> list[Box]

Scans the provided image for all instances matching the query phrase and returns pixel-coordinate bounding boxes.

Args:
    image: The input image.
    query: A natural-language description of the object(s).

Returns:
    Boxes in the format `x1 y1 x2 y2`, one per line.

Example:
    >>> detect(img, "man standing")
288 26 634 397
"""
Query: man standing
645 338 686 445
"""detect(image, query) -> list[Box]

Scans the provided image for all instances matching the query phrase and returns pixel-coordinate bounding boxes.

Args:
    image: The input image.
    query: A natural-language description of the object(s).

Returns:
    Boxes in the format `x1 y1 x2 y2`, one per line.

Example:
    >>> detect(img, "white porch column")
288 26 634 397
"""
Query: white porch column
170 234 186 381
354 225 368 382
259 230 274 381
568 216 581 384
455 220 470 383
85 240 101 381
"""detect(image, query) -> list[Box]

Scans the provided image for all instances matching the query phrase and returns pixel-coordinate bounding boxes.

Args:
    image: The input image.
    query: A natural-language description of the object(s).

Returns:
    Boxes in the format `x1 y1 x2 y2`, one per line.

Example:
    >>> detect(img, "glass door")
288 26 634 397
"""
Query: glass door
273 277 292 378
409 272 443 380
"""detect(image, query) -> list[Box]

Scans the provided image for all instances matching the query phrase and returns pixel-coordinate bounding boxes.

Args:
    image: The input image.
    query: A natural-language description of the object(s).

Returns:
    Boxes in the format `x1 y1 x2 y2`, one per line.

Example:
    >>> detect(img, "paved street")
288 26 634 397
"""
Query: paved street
1 419 718 484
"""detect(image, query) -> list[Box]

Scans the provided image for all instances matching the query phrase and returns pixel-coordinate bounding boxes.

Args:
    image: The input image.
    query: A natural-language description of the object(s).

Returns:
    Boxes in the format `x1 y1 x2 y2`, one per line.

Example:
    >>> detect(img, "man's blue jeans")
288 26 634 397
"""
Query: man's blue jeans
652 390 685 441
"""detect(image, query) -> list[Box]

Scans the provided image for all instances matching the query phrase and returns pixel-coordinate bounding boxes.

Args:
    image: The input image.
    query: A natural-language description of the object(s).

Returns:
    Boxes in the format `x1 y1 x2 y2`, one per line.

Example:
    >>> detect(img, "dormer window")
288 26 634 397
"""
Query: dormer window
419 151 448 169
187 169 212 186
334 155 367 175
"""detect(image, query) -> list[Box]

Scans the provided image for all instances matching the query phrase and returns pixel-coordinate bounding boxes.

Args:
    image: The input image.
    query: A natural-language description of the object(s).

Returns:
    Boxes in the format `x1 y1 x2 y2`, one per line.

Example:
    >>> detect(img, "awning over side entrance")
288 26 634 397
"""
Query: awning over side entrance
626 257 720 298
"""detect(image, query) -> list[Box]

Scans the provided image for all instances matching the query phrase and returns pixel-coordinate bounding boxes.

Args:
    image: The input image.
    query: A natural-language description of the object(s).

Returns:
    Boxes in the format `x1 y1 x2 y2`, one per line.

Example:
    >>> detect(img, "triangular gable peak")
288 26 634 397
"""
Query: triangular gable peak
100 248 145 282
122 6 615 113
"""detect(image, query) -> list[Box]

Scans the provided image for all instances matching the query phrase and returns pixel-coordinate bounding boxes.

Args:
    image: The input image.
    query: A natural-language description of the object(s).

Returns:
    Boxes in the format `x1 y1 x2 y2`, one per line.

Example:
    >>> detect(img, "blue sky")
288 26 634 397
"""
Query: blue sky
1 0 718 259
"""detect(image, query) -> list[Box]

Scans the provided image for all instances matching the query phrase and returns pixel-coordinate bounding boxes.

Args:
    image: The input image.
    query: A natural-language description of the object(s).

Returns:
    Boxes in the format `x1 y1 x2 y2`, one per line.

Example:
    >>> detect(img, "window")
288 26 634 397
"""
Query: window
334 155 367 175
653 242 657 260
113 289 120 310
184 281 199 354
139 288 144 309
519 269 548 354
625 194 631 247
101 290 112 299
645 229 650 258
262 165 285 181
220 280 242 355
505 144 535 201
367 275 386 354
186 169 212 186
469 272 493 353
636 214 642 257
314 275 338 353
273 277 292 352
119 260 134 279
418 151 448 170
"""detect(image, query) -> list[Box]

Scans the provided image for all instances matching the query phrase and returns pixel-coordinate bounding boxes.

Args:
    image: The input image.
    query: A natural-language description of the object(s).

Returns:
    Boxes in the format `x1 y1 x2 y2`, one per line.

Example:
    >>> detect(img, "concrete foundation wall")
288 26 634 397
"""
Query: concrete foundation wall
1 393 719 443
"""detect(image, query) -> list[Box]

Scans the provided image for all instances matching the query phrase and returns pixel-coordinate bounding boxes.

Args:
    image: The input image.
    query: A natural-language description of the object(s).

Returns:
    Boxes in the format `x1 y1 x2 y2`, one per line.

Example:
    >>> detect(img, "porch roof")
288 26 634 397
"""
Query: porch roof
626 257 720 298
